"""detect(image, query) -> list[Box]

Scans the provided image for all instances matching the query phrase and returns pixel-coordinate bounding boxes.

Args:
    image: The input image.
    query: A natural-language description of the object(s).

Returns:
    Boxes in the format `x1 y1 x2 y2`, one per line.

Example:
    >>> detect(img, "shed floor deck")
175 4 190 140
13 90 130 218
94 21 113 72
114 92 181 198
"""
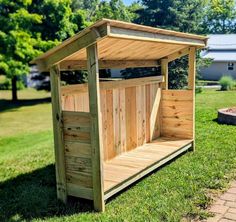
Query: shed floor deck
103 137 192 199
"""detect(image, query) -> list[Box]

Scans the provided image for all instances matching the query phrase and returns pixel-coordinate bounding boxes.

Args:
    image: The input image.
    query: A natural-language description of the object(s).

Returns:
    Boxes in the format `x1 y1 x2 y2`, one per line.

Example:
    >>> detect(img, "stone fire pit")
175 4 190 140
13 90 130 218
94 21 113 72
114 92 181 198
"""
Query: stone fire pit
218 107 236 125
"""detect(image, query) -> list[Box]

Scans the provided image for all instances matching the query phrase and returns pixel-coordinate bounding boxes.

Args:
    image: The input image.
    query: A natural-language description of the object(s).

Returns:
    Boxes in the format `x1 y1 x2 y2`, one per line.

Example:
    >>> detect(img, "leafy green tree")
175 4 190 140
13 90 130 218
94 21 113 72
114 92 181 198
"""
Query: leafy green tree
203 0 236 34
0 0 87 101
135 0 207 89
0 1 46 101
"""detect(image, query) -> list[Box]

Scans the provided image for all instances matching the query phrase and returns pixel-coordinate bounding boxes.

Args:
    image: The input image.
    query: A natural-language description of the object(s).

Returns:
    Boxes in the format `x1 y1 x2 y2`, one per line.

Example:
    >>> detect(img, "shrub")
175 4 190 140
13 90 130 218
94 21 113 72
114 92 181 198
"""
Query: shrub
196 86 203 93
219 75 235 91
0 78 11 90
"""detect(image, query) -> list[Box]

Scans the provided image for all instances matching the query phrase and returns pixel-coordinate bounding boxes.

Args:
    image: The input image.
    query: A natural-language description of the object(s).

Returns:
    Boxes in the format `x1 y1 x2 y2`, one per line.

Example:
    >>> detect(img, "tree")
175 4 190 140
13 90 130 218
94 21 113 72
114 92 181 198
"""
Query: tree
0 1 46 101
202 0 236 34
0 0 87 101
135 0 207 89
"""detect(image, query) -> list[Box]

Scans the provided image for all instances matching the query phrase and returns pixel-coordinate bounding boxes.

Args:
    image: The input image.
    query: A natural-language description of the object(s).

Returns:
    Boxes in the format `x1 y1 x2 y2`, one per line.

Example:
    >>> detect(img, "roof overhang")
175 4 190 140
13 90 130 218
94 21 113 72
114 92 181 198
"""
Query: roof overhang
31 19 208 72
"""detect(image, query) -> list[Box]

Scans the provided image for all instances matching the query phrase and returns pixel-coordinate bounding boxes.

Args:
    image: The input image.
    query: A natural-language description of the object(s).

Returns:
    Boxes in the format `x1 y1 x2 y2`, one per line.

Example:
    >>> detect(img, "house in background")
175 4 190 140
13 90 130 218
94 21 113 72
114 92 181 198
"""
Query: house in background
200 34 236 80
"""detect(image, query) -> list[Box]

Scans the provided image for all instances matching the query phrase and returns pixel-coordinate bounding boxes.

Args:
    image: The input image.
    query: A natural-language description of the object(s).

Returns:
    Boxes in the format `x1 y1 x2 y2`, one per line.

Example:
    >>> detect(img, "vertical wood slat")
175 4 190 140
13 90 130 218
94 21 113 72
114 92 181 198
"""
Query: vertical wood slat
50 65 67 203
188 47 196 151
61 81 162 161
125 87 137 151
119 88 126 153
106 89 115 159
86 43 105 212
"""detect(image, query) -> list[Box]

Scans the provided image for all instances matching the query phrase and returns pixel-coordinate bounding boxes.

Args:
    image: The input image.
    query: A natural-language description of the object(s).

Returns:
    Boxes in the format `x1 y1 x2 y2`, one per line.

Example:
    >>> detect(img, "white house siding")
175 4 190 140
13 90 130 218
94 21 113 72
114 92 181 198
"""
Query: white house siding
200 62 236 80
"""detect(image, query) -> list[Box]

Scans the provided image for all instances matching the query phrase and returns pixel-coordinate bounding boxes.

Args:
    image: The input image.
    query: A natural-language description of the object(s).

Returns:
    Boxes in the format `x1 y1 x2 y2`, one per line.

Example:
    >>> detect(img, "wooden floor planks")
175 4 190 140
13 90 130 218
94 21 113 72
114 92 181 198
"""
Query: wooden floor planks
103 137 192 192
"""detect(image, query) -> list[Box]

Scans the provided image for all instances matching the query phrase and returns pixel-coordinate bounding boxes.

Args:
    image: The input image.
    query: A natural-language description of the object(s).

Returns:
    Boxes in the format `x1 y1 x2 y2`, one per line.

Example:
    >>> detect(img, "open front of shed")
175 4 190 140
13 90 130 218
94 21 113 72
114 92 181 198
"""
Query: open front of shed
32 19 207 212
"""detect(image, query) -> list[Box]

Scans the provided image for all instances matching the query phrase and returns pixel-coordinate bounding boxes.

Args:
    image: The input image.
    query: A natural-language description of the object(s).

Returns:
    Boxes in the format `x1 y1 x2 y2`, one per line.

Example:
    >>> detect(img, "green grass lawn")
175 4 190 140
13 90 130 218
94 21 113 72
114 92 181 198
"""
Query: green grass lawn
0 88 236 222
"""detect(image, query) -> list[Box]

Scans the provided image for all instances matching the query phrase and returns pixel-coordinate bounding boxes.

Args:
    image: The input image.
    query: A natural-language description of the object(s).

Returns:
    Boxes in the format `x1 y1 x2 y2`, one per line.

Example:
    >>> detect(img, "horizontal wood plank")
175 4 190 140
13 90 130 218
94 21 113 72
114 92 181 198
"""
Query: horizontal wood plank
67 183 93 200
104 137 192 195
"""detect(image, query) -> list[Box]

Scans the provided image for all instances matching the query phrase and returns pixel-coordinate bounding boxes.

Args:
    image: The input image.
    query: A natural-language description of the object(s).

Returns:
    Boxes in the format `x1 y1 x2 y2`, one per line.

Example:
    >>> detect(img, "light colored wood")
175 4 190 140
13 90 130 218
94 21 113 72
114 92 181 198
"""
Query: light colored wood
63 111 90 126
65 156 92 174
150 84 161 140
188 47 196 151
61 81 162 161
188 47 196 90
66 171 92 188
86 43 105 212
33 25 108 71
67 183 93 200
50 65 67 203
161 90 193 139
125 87 137 151
161 58 168 89
60 59 160 70
32 19 207 72
100 76 163 90
109 26 205 47
61 76 164 96
64 141 91 158
166 47 190 62
105 19 207 41
103 137 193 196
66 37 187 62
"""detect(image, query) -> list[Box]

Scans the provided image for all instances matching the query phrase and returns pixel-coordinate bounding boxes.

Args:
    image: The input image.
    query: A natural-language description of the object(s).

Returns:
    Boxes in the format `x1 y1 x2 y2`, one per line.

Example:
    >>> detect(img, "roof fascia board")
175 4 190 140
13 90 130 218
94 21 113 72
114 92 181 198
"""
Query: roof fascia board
34 23 109 70
109 26 206 47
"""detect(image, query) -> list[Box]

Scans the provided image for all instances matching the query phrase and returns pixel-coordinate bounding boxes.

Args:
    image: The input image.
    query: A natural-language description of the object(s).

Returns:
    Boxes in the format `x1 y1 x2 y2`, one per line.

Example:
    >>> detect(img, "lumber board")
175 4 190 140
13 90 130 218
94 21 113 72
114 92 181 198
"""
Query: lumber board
188 47 196 150
86 43 105 212
104 137 193 199
66 171 92 188
60 59 160 70
109 26 206 46
161 90 193 139
60 76 164 96
67 183 93 200
161 58 168 89
64 141 91 158
50 65 67 203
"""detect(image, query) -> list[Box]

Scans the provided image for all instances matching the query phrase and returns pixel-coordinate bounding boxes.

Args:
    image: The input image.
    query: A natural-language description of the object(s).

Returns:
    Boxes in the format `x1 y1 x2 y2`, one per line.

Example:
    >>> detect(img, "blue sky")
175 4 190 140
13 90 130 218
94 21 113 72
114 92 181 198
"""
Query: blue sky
123 0 134 5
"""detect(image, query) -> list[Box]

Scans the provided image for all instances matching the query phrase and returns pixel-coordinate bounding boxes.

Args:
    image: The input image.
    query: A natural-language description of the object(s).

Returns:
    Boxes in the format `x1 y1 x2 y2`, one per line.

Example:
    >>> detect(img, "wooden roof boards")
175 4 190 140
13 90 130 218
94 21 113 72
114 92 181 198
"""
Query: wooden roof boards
32 19 208 71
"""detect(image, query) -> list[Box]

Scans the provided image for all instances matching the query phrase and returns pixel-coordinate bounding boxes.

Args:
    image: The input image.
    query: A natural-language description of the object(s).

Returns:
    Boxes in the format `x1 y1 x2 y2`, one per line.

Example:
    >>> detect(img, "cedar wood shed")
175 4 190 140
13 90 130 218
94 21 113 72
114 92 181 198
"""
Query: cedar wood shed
32 19 208 212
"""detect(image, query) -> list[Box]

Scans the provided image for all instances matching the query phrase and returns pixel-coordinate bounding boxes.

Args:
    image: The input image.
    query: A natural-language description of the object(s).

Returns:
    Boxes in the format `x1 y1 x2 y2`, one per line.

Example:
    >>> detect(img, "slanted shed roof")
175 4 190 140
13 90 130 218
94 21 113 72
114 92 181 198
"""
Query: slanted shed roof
207 34 236 50
32 19 207 71
201 34 236 62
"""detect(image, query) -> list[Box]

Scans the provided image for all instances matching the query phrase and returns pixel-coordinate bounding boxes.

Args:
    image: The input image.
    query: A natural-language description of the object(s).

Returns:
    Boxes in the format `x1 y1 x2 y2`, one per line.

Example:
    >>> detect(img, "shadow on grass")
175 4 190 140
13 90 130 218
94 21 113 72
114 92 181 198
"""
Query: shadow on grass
0 164 93 222
0 97 51 112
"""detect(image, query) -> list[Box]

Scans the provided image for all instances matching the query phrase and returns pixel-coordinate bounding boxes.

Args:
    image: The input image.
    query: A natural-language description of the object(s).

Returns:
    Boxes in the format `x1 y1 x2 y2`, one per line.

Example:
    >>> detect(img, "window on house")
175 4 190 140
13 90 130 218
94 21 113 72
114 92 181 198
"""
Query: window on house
228 62 234 70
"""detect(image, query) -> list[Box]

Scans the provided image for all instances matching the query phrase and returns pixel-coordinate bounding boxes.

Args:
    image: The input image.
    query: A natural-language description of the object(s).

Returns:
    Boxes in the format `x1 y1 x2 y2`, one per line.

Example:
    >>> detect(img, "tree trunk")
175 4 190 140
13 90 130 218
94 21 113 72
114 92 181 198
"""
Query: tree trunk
11 75 18 102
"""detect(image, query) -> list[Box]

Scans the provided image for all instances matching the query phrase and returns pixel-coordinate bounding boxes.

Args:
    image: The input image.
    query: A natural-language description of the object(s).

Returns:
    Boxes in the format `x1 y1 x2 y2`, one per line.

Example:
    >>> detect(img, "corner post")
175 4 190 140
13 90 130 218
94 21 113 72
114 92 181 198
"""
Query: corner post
188 47 196 151
86 43 105 212
161 58 168 89
50 64 67 203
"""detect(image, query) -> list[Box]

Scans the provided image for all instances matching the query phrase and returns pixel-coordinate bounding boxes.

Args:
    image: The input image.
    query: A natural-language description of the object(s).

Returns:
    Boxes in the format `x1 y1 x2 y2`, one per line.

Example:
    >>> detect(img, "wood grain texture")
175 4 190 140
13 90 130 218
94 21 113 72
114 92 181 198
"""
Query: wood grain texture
161 90 193 139
104 137 192 193
188 47 196 150
86 43 105 212
50 65 67 203
61 78 163 162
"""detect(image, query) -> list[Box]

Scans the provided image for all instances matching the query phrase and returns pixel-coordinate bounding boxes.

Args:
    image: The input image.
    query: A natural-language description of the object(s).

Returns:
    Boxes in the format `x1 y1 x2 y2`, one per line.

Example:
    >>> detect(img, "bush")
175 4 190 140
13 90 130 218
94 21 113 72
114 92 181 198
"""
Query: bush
195 86 203 93
0 78 11 90
219 75 235 91
0 78 25 90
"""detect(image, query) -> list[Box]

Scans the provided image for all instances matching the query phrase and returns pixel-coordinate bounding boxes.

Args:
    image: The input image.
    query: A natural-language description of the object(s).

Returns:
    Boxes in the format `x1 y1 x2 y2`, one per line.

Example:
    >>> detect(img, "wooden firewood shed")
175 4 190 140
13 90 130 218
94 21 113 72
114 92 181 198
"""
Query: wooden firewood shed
32 19 207 212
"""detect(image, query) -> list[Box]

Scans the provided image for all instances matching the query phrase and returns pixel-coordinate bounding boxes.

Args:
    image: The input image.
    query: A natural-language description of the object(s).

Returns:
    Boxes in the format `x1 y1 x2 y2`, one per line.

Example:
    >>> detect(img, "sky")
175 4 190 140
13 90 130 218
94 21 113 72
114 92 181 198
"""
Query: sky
123 0 134 5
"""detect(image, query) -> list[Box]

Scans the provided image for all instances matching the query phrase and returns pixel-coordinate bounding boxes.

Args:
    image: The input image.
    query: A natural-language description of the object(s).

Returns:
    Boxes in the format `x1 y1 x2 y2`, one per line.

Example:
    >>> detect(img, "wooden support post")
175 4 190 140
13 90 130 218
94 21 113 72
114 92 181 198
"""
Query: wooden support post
50 65 67 203
188 47 196 151
161 58 168 89
86 43 105 212
188 47 196 90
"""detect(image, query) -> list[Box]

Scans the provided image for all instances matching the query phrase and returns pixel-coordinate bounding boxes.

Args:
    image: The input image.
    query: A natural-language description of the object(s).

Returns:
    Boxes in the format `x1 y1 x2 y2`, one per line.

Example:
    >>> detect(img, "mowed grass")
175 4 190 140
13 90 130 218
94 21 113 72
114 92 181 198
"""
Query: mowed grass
0 89 236 222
